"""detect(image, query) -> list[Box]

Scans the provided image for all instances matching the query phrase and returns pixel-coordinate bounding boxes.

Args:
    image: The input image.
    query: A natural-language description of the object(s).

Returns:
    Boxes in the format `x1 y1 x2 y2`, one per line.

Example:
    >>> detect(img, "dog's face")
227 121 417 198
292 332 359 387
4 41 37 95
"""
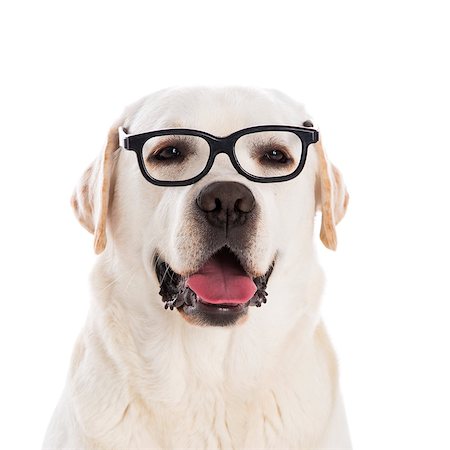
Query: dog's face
72 87 348 327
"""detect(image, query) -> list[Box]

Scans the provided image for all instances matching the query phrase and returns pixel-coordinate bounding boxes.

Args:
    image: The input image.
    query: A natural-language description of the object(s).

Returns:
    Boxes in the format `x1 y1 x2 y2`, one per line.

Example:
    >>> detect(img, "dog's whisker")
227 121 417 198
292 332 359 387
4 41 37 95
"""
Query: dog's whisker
160 263 171 286
152 252 161 270
168 268 176 284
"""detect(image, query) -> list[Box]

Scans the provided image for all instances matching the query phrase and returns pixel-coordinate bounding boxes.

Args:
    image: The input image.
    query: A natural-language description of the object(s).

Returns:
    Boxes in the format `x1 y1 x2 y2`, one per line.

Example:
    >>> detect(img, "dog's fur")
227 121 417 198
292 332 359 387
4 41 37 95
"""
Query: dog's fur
43 87 351 449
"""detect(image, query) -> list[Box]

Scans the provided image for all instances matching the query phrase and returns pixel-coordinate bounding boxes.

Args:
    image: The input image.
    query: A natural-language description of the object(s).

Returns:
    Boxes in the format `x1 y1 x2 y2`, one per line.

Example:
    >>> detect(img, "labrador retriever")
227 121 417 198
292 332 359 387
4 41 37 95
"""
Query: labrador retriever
43 87 351 449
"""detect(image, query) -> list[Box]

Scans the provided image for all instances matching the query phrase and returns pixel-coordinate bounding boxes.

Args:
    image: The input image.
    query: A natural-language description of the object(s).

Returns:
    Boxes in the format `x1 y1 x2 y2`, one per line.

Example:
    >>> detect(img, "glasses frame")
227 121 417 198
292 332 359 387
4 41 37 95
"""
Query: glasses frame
118 125 319 186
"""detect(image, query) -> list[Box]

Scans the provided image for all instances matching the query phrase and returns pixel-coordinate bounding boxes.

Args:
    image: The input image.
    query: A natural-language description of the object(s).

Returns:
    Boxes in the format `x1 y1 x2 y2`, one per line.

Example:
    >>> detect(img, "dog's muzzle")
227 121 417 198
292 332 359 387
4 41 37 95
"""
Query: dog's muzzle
155 181 274 326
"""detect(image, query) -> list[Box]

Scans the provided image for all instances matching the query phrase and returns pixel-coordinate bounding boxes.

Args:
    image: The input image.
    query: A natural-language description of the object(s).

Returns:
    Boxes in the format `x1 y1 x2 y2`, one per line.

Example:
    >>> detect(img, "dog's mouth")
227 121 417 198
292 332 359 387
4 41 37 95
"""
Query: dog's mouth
155 246 274 327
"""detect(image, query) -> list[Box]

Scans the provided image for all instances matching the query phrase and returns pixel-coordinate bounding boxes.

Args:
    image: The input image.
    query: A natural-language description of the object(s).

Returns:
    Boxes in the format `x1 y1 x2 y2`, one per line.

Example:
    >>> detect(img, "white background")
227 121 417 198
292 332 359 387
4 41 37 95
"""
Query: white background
1 1 449 449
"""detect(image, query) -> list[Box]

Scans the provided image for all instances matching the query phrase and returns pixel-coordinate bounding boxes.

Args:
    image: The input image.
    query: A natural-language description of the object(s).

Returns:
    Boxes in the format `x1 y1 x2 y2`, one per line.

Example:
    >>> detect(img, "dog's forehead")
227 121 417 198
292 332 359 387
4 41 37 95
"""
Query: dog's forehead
127 87 311 135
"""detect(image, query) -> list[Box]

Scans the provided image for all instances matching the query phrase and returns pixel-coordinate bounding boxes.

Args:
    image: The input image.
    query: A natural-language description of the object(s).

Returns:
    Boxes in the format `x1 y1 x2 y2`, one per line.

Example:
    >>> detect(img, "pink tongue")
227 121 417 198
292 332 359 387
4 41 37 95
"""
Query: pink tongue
186 251 257 305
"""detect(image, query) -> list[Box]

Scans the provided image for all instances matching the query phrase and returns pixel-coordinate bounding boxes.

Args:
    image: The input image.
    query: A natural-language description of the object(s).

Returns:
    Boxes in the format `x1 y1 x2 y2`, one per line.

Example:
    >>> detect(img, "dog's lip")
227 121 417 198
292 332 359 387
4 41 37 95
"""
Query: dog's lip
179 295 249 327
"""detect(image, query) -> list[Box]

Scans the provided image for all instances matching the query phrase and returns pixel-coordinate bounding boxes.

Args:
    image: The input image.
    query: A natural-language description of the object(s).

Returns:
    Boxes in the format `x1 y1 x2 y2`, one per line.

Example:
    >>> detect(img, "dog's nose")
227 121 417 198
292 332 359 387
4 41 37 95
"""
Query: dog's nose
196 181 256 228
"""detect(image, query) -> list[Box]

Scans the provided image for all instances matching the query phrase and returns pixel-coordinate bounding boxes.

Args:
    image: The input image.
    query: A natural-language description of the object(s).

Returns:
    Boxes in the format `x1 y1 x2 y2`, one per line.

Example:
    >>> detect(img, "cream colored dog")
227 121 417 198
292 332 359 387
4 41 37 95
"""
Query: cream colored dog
43 87 351 449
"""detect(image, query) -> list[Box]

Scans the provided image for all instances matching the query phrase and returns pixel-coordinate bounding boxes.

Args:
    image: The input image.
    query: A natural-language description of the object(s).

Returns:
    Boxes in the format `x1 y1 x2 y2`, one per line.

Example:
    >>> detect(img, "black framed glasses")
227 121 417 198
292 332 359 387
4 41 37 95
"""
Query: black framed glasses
118 125 319 186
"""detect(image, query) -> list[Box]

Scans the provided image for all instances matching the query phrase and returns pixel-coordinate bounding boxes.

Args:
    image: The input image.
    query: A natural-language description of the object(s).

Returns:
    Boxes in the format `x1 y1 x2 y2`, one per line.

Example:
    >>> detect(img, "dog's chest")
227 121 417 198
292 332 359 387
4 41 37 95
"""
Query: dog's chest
100 377 330 449
75 314 335 449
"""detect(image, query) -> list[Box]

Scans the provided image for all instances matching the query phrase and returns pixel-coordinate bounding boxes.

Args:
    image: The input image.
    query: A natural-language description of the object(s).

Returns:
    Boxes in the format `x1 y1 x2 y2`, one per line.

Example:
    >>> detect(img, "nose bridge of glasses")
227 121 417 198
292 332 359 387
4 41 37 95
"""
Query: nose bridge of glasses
206 138 240 177
202 136 239 174
209 135 236 157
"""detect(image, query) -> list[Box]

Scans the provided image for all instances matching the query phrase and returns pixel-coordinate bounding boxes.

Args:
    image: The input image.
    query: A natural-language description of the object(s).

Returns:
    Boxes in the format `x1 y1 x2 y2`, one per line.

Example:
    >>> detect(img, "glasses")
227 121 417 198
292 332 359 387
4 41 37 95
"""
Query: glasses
118 125 319 186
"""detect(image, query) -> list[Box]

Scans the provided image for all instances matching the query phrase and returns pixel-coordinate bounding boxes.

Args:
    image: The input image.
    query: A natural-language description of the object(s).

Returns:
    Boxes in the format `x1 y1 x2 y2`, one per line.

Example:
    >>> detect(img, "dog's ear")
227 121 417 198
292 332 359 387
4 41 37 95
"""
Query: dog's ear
315 139 349 250
71 127 119 254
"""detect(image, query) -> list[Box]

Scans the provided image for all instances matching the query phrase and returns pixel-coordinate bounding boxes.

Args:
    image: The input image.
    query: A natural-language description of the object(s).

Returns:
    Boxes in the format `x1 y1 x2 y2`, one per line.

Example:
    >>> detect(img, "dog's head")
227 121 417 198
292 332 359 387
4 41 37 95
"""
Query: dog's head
71 87 348 327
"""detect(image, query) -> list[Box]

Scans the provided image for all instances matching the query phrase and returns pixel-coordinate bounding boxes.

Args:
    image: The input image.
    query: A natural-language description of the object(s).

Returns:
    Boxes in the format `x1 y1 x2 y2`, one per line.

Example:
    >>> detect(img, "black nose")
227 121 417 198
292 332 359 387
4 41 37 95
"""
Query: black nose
196 181 256 229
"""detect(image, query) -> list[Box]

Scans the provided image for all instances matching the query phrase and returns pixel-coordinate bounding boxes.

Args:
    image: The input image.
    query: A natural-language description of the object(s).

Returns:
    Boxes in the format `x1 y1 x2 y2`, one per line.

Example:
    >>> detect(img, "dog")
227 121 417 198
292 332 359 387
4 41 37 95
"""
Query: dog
43 87 351 449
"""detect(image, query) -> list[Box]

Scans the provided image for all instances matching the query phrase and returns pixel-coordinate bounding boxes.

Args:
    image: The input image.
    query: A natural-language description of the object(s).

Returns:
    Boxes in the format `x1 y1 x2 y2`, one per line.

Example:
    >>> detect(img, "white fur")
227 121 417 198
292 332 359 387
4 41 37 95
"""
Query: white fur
43 87 352 449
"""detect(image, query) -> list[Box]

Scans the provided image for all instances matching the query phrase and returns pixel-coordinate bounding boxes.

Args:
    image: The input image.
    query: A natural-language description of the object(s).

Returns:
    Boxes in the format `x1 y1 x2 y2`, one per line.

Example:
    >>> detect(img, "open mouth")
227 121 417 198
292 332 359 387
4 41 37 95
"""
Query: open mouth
154 246 274 327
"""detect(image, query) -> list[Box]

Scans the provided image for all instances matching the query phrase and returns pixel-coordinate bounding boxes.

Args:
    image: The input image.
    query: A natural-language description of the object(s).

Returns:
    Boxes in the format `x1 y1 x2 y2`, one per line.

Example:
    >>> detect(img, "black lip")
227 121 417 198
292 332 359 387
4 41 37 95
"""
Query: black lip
182 300 248 327
154 247 275 327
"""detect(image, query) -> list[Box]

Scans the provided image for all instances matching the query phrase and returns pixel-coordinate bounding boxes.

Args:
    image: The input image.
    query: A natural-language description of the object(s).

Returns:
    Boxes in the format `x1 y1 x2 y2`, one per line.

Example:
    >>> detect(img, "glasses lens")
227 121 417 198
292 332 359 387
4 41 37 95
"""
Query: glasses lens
234 131 304 178
141 134 210 182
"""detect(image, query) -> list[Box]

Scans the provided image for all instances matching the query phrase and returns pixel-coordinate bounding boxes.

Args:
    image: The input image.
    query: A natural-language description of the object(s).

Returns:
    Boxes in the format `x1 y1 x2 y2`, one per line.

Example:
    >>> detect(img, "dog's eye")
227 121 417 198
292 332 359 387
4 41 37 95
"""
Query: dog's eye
154 146 182 161
263 149 289 164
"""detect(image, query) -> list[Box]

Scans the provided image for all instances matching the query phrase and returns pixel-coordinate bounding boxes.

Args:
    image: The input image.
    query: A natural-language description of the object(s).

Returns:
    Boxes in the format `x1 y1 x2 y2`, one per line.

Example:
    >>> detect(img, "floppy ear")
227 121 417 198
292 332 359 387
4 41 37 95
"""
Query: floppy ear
315 139 349 250
71 127 119 254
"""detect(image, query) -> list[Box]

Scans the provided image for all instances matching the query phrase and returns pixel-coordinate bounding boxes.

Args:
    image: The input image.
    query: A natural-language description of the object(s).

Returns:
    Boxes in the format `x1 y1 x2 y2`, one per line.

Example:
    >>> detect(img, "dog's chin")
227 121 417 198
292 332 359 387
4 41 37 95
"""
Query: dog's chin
154 246 275 327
